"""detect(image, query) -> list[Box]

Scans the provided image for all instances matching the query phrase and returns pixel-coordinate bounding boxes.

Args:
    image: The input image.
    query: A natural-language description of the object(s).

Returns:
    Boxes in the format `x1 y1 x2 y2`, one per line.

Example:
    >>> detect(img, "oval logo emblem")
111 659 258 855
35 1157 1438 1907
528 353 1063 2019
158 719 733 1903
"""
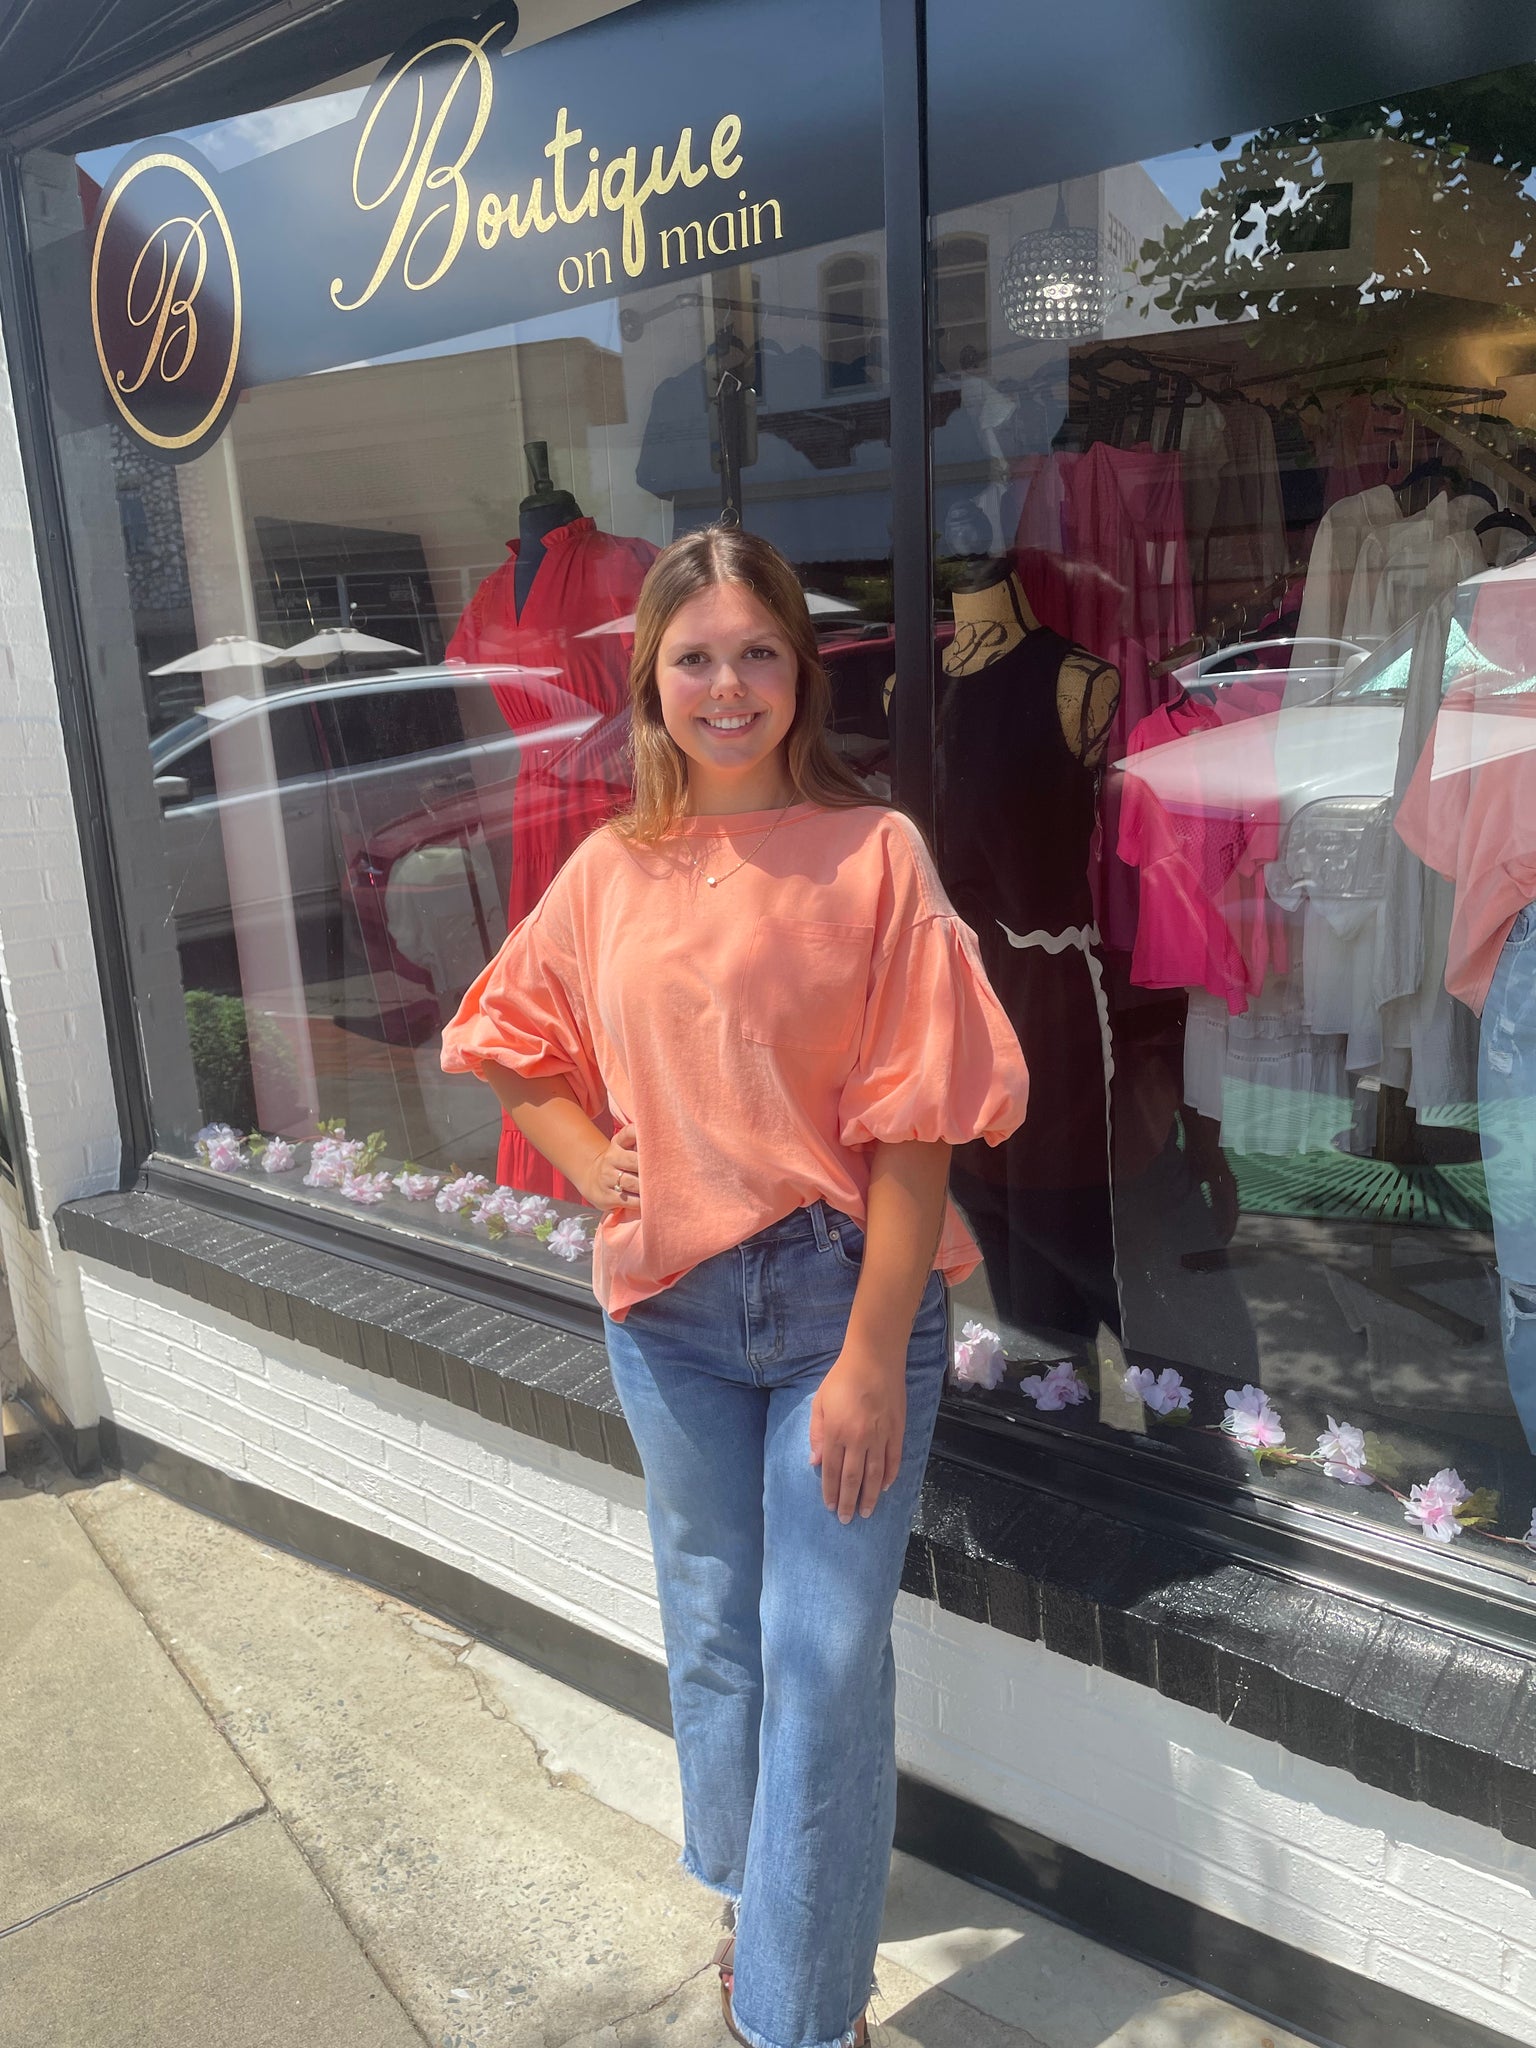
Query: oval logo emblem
90 148 242 459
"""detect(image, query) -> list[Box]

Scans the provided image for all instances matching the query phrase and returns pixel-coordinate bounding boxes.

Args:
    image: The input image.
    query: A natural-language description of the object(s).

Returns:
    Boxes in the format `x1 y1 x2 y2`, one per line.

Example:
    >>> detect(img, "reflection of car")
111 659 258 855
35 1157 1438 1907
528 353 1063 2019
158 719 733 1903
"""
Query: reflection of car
150 665 610 1022
1116 573 1536 919
1164 634 1367 705
1116 628 1411 830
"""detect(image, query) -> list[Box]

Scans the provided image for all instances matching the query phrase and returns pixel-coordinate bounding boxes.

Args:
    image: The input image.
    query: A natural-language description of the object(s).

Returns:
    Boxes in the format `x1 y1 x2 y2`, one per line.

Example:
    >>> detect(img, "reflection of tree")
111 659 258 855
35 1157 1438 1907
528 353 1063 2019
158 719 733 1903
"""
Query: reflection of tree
1135 69 1536 333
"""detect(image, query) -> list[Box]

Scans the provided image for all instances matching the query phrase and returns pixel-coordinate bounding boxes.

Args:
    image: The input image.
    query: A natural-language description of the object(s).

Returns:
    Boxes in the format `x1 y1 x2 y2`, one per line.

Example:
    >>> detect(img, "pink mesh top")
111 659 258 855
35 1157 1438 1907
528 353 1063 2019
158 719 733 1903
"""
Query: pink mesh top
441 804 1029 1317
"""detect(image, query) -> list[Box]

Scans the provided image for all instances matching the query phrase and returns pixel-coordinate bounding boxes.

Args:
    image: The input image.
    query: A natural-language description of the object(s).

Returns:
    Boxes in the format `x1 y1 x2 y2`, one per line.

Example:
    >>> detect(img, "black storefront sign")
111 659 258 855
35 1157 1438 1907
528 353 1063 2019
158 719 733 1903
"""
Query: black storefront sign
86 0 882 459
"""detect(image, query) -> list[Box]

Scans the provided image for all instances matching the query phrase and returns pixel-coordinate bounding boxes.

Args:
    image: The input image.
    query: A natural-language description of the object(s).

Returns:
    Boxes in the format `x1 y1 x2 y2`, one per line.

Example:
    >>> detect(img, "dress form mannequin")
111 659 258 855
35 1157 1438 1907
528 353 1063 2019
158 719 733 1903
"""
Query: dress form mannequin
943 558 1120 764
445 448 659 1202
935 556 1125 1353
514 441 585 618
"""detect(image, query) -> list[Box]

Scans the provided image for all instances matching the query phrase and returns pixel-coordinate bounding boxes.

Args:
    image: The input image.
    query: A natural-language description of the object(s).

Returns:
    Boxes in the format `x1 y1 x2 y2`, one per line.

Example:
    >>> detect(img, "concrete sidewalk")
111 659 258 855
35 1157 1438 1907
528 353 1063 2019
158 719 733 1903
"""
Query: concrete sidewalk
0 1403 1307 2048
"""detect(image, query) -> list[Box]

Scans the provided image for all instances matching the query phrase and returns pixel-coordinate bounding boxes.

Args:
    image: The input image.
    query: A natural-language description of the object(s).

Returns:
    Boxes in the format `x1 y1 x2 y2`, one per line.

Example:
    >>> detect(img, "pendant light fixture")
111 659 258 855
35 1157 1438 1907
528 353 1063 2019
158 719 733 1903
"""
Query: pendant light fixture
1000 182 1111 342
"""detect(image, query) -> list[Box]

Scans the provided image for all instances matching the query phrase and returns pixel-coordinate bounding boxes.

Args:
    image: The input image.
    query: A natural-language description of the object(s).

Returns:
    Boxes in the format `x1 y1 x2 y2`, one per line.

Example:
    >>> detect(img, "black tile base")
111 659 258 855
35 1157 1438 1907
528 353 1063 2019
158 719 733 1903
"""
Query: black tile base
58 1185 1536 1852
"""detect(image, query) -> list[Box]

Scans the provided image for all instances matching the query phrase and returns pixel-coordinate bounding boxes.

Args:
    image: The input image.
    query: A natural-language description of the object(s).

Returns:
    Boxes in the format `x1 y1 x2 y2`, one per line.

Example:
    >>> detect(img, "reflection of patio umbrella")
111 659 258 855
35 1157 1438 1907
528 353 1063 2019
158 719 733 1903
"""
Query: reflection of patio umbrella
577 590 859 638
285 628 423 669
149 634 289 674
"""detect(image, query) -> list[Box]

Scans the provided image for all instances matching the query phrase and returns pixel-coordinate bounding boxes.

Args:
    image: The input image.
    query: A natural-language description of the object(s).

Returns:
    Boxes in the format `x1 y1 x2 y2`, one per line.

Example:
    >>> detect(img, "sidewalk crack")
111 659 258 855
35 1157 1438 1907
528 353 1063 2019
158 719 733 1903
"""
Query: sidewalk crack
456 1646 589 1796
0 1807 267 1940
550 1959 715 2046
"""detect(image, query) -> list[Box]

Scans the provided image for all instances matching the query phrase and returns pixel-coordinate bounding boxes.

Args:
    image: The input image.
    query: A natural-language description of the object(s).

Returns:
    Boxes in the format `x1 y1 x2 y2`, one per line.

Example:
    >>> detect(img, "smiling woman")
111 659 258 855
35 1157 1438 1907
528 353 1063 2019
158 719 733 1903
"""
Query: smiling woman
618 526 874 837
439 526 1028 2048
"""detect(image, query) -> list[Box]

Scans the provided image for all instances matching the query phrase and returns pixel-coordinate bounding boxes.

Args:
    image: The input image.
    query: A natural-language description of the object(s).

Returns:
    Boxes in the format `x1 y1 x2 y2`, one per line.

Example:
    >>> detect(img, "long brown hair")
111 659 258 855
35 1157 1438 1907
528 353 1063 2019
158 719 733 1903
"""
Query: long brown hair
613 526 874 844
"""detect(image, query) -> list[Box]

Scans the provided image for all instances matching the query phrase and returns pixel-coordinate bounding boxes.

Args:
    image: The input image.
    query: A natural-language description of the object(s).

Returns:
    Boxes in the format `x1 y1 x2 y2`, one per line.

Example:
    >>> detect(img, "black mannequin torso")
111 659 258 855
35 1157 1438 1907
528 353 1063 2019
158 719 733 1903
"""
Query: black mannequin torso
514 494 583 617
512 438 584 619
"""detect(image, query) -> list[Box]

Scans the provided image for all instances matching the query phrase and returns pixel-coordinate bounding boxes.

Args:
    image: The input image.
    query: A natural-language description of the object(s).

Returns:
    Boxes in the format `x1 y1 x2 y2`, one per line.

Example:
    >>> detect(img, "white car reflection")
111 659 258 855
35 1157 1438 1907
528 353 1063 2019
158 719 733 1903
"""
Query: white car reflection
150 663 609 1029
1118 634 1398 824
1115 562 1536 909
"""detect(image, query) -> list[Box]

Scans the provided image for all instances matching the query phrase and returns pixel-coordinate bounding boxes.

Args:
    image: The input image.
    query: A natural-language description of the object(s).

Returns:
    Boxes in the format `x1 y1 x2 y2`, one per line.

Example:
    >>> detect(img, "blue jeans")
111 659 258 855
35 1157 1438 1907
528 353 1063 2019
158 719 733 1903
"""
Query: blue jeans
1479 900 1536 1453
603 1201 948 2048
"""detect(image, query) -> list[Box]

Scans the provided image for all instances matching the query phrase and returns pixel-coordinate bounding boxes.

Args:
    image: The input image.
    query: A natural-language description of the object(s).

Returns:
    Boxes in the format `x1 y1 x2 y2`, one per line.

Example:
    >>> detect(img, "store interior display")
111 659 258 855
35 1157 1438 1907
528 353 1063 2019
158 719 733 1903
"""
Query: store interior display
931 72 1536 1555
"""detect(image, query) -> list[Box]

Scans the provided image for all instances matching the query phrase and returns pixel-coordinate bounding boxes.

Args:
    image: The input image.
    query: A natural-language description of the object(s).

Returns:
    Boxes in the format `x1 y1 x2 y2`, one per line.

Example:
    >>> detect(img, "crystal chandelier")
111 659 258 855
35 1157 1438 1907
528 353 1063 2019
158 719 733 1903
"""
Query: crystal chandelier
1000 184 1110 342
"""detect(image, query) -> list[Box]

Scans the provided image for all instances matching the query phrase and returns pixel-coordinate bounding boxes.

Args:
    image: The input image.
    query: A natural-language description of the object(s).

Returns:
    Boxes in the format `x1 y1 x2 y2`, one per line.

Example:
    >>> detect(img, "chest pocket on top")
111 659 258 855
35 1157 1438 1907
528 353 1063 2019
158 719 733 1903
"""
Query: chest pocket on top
741 915 875 1054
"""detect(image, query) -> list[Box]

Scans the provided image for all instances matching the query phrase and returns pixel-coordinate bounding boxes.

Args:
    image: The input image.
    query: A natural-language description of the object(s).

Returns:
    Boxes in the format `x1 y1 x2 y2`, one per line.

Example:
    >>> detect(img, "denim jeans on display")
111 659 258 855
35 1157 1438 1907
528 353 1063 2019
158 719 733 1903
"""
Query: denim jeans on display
602 1202 948 2048
1478 899 1536 1453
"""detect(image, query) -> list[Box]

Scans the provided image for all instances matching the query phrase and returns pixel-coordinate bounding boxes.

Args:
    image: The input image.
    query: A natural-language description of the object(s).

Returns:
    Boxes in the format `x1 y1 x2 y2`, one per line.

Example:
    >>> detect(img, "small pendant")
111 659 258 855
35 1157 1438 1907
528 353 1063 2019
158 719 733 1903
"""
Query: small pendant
706 876 719 887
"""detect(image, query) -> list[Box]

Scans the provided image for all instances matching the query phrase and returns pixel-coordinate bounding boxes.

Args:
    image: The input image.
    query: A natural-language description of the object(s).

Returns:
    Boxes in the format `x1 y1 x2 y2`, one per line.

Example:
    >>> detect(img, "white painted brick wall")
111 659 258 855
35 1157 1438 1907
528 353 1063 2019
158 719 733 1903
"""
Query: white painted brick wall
81 1263 664 1662
78 1257 1536 2043
0 247 120 1435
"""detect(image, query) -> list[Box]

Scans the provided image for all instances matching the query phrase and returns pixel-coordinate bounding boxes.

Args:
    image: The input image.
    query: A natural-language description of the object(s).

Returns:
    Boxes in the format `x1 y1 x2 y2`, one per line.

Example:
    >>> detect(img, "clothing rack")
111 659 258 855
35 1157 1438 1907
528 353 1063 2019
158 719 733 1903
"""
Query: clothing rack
1235 347 1396 390
1409 401 1536 514
1066 344 1235 452
1151 569 1298 678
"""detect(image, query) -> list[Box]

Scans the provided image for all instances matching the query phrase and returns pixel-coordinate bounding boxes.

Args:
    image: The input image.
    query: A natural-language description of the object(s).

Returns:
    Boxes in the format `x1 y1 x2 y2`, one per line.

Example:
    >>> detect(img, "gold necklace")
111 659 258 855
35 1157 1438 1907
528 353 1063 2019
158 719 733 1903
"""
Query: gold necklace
695 800 795 888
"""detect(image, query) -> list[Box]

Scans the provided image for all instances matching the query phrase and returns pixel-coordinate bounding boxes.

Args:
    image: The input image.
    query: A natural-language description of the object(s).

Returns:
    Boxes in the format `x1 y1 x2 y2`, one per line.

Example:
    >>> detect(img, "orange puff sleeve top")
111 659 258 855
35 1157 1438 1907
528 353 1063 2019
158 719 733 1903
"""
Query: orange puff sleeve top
441 803 1029 1318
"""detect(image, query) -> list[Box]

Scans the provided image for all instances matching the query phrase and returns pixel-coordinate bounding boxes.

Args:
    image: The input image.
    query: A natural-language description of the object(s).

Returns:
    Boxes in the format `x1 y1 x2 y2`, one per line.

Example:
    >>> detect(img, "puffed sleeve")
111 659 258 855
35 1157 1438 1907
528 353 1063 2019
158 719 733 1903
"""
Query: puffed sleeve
439 893 605 1120
838 907 1029 1148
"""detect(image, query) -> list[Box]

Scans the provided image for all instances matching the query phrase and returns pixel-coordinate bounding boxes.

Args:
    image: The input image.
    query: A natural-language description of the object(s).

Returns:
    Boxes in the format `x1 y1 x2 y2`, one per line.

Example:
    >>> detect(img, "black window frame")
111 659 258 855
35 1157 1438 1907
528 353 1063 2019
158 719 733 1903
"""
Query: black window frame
3 0 1536 1654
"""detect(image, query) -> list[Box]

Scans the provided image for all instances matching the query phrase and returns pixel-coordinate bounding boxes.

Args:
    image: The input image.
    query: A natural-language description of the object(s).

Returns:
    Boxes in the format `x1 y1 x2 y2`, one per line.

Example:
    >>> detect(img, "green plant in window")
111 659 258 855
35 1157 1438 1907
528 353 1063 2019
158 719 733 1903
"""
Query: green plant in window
185 990 296 1135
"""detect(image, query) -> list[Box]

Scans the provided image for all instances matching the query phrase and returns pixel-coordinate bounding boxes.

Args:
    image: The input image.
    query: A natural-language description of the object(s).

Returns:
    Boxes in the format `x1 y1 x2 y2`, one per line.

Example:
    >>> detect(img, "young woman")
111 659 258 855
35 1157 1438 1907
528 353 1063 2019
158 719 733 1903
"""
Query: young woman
441 527 1028 2048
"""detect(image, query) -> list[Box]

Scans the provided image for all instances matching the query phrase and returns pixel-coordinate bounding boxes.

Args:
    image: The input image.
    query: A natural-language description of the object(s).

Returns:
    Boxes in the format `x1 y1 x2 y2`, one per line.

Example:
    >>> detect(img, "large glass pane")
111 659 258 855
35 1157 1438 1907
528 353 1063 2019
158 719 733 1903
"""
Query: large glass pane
27 0 888 1285
929 9 1536 1588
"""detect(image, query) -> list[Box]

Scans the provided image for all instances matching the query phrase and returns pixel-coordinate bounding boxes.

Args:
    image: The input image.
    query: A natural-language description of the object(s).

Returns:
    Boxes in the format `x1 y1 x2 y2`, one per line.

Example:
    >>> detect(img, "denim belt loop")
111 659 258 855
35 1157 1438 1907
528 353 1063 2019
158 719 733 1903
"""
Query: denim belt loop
805 1199 834 1253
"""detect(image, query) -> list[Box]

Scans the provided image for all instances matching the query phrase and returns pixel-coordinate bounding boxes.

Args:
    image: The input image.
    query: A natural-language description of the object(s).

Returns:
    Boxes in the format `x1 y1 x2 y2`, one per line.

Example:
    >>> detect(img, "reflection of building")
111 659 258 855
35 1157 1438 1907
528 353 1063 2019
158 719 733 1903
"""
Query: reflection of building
5 12 1536 2048
111 425 195 726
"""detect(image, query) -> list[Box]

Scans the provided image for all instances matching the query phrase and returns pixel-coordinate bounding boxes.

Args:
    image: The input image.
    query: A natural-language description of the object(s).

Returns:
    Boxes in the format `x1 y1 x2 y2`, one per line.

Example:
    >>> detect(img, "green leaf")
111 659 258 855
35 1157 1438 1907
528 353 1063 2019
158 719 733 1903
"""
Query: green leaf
1456 1487 1500 1529
1361 1435 1407 1487
534 1219 555 1242
1253 1445 1298 1471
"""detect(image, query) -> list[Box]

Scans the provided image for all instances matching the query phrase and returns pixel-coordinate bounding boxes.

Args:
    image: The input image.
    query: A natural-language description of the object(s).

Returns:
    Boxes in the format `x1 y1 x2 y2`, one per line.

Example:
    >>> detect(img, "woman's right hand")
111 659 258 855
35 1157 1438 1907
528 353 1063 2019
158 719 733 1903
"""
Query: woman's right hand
580 1122 640 1212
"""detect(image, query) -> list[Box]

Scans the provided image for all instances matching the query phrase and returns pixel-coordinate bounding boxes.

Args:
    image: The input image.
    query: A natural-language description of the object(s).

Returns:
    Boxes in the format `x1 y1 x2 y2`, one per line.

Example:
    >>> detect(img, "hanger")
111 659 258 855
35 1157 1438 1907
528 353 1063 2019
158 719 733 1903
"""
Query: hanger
1392 456 1496 509
1477 508 1535 539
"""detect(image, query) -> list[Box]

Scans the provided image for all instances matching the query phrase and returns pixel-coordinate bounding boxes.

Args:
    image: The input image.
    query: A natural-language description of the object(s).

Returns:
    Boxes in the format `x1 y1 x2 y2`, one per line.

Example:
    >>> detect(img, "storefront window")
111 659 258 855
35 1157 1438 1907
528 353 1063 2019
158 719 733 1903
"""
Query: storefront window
25 0 888 1286
930 12 1536 1585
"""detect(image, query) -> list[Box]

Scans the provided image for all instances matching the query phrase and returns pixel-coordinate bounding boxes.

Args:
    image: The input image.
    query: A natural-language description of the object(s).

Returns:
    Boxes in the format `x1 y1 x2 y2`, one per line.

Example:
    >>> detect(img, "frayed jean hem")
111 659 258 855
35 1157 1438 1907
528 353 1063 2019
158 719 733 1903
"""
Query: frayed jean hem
725 2005 865 2048
679 1845 741 1907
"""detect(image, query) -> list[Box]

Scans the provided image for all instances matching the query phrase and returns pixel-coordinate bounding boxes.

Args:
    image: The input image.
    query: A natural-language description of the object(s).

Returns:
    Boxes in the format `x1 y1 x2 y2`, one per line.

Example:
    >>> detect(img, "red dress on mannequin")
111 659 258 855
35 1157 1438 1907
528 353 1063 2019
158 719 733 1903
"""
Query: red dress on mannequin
446 516 658 1197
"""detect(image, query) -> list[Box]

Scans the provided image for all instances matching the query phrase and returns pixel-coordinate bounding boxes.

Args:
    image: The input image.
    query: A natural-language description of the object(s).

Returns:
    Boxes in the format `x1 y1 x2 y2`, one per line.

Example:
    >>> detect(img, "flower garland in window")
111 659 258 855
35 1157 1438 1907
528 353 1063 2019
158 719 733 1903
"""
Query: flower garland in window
950 1322 1536 1560
194 1122 592 1265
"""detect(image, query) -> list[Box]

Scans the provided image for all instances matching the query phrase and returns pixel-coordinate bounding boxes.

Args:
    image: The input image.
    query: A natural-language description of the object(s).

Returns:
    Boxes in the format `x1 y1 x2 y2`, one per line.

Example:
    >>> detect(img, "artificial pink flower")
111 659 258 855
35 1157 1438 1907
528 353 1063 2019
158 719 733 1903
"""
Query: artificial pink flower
1018 1362 1089 1411
1524 1509 1536 1554
392 1169 441 1201
339 1169 393 1206
436 1172 490 1215
1404 1467 1469 1544
194 1123 244 1171
1316 1416 1372 1485
546 1215 591 1262
259 1137 298 1174
305 1134 364 1188
472 1187 529 1231
951 1320 1006 1391
1222 1384 1285 1451
506 1194 558 1235
1124 1364 1190 1417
